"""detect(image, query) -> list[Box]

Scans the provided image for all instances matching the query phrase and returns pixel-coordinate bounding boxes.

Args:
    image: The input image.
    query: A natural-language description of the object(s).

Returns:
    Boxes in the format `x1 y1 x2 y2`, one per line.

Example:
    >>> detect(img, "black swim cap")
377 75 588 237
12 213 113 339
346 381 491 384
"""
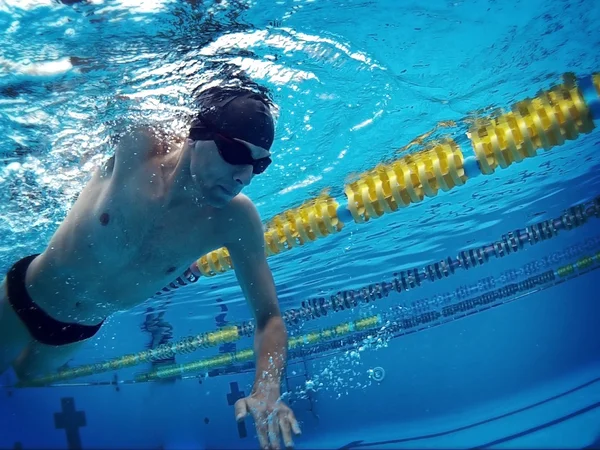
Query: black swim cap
192 88 275 150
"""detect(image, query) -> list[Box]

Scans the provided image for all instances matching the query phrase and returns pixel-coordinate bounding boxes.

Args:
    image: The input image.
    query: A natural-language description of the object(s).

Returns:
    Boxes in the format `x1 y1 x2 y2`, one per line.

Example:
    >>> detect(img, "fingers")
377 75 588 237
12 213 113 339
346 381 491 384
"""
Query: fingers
268 413 281 449
237 397 270 449
256 416 270 450
279 413 293 449
279 408 301 449
287 410 302 436
239 398 301 449
234 398 248 422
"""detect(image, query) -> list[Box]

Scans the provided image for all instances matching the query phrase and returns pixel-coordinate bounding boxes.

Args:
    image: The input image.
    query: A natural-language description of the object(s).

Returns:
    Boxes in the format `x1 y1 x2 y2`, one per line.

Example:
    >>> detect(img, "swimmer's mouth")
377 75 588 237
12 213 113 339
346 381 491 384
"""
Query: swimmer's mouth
219 186 237 196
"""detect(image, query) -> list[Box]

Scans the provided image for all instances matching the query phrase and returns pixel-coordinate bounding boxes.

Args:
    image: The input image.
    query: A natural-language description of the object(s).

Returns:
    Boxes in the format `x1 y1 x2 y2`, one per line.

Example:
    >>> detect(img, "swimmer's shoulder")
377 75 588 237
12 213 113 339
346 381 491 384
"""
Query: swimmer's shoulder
227 193 260 221
219 194 264 245
112 127 160 168
110 125 181 178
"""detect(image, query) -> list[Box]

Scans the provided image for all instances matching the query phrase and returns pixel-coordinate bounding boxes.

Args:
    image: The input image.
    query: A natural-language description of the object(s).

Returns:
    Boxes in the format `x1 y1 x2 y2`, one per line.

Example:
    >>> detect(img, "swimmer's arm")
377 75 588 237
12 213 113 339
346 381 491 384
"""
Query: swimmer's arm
224 195 287 395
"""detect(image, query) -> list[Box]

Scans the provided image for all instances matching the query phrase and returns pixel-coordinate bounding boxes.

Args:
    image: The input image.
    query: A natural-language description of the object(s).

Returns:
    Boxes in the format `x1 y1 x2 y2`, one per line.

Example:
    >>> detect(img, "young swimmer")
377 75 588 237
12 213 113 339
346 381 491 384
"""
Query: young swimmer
0 86 301 449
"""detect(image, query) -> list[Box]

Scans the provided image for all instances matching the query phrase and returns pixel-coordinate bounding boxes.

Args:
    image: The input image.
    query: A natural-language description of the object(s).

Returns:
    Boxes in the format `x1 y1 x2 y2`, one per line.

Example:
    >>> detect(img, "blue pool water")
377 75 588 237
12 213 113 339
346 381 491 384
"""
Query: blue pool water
1 0 600 448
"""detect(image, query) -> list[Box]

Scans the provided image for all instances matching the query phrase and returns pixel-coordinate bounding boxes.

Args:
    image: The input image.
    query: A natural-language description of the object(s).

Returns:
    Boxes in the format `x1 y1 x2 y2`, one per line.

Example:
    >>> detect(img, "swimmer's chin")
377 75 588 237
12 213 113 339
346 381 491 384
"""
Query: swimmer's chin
190 183 238 208
203 191 236 209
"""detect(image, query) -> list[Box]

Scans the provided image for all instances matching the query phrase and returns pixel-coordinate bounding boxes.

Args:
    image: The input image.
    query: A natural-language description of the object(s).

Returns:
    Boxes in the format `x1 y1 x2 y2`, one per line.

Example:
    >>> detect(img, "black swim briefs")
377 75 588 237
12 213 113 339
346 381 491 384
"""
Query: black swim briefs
6 254 104 346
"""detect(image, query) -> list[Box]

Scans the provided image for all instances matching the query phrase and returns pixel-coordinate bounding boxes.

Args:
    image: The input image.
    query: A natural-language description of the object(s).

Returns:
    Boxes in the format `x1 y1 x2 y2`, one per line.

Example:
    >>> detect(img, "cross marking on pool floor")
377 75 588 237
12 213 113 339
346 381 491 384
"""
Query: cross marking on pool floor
54 397 86 450
227 382 247 439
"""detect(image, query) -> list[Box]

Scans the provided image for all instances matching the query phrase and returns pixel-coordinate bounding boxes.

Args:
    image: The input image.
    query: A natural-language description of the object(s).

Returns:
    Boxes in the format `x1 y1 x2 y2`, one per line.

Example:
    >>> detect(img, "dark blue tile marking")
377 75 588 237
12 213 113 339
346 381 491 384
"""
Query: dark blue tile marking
208 361 255 378
219 343 237 354
284 359 318 418
227 382 247 439
338 376 600 449
340 442 363 449
215 312 228 327
54 397 86 450
215 303 228 327
13 443 22 450
338 439 363 449
473 401 600 449
585 434 600 449
236 419 248 439
227 382 245 405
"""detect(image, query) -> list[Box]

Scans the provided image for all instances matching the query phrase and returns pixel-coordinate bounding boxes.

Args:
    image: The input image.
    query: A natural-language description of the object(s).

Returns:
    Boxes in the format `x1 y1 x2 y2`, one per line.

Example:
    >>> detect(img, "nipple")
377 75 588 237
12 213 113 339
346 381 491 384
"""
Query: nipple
99 212 110 226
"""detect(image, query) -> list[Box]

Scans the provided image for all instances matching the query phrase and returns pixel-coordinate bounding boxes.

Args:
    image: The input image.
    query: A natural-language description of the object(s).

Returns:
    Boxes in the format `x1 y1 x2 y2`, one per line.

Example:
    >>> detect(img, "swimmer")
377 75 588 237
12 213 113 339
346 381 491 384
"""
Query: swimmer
0 86 301 449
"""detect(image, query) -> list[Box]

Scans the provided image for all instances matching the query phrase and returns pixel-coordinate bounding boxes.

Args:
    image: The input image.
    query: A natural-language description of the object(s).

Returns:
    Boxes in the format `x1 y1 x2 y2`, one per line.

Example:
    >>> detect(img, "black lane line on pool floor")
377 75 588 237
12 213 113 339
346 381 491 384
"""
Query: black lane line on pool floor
471 400 600 449
337 375 600 449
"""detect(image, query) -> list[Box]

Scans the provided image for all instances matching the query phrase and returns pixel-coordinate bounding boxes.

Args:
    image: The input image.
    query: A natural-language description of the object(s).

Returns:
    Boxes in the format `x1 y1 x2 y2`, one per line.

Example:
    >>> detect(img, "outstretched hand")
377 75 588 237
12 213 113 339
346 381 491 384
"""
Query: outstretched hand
235 389 301 449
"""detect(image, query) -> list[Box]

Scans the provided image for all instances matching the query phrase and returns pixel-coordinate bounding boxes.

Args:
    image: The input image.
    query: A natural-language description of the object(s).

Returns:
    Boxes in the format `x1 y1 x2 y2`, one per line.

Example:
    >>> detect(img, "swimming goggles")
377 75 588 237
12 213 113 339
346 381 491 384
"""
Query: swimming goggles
188 119 272 175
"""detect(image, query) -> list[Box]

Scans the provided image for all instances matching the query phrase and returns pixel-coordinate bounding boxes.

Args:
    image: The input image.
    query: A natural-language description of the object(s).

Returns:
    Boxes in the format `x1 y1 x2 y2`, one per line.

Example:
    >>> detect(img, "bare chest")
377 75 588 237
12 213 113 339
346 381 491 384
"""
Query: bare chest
57 166 222 290
96 188 216 274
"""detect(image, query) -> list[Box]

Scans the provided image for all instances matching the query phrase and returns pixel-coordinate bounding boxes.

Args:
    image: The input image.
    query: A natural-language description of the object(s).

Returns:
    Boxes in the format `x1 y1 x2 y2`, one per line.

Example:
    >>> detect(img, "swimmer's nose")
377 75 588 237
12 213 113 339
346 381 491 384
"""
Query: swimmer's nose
234 164 253 186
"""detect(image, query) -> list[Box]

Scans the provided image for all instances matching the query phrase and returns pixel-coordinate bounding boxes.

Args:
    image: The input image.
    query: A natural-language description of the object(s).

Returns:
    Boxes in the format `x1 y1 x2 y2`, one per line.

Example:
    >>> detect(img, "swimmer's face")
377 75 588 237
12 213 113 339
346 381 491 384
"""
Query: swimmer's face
188 138 270 208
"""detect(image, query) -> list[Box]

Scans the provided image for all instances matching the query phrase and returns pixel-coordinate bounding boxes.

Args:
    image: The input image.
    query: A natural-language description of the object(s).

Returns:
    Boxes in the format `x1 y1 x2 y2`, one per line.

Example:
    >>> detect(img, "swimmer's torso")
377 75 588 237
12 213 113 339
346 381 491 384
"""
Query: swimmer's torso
26 139 229 325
